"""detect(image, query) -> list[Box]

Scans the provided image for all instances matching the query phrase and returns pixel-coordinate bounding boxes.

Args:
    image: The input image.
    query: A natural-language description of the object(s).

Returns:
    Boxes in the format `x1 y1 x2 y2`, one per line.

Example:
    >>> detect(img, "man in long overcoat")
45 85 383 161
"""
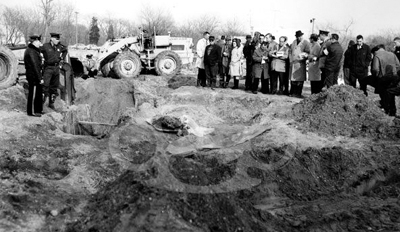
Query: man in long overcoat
24 34 43 117
196 31 210 87
289 30 310 98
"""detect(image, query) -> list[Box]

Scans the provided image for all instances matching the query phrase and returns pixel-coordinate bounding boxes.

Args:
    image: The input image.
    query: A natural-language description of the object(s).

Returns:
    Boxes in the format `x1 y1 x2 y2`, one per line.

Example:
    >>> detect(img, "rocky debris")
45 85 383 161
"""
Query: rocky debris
292 85 398 139
167 75 197 89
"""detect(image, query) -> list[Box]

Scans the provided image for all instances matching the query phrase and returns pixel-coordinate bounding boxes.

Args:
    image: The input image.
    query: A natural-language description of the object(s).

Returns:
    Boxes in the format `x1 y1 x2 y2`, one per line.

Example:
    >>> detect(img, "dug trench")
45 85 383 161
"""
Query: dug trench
1 75 400 231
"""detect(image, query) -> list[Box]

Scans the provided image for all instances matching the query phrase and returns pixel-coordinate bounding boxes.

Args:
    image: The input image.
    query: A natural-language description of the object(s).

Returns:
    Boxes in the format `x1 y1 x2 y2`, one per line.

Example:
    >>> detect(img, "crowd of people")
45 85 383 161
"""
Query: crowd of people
195 30 400 117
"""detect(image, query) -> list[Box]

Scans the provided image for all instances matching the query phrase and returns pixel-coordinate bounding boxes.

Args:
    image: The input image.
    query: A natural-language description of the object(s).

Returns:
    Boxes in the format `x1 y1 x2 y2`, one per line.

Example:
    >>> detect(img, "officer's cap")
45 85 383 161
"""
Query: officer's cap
246 35 252 39
209 36 215 41
50 32 61 39
29 34 41 41
319 30 329 36
86 54 93 58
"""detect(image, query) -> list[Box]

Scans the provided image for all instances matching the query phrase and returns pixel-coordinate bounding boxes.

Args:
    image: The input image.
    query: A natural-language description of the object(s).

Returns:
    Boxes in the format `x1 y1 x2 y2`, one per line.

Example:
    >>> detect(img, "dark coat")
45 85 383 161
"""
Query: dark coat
343 48 352 68
243 41 255 61
24 43 42 84
204 44 222 66
350 43 371 74
325 41 343 72
40 42 68 65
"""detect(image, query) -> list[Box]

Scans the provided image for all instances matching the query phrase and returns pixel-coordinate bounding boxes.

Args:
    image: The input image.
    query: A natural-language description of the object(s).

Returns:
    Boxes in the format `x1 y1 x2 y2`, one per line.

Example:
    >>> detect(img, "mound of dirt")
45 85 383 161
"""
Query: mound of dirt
66 170 289 232
292 85 396 139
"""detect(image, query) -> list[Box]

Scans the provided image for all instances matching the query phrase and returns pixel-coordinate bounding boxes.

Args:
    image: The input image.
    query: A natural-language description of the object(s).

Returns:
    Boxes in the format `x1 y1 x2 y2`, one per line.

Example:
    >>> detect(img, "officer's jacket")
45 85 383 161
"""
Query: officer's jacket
40 42 68 65
24 43 42 83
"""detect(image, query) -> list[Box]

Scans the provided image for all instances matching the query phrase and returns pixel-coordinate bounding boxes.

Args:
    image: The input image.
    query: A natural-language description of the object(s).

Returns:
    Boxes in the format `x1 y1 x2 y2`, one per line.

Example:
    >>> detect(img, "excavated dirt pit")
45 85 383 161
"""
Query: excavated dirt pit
1 74 400 232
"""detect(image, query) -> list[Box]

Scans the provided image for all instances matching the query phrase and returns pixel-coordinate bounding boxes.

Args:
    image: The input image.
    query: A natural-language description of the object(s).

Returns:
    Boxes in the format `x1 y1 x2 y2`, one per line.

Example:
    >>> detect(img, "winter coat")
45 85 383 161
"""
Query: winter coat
318 39 331 69
24 43 42 84
308 42 321 81
222 44 232 67
289 39 311 81
372 49 400 78
243 41 255 61
324 41 344 72
270 43 289 73
252 47 269 79
349 44 371 74
204 44 222 66
195 38 209 69
229 46 244 76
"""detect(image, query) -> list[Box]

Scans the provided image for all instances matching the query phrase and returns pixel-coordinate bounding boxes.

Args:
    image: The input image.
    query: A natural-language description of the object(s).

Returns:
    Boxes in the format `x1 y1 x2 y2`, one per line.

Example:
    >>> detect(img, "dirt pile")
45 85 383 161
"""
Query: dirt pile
292 85 397 139
67 144 400 232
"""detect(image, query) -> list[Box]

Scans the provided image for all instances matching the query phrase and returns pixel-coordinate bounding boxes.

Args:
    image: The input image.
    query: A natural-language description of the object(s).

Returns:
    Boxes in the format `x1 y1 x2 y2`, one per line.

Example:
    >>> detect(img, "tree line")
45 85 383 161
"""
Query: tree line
0 1 246 46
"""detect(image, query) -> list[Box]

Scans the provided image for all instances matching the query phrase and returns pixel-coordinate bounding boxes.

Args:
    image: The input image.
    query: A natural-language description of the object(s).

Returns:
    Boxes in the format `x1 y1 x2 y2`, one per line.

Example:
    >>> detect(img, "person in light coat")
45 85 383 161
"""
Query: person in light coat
270 36 289 95
196 31 210 87
229 38 244 89
308 34 321 94
289 30 311 98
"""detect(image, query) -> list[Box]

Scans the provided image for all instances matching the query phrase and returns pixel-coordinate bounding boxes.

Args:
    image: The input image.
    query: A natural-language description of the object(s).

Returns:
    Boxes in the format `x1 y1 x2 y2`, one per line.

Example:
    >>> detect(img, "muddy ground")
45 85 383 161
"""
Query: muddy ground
1 72 400 232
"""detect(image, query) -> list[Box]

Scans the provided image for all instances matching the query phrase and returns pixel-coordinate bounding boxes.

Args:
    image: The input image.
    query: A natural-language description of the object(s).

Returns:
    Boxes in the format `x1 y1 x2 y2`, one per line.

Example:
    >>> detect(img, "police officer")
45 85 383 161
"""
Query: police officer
83 54 98 79
24 34 43 117
40 32 68 110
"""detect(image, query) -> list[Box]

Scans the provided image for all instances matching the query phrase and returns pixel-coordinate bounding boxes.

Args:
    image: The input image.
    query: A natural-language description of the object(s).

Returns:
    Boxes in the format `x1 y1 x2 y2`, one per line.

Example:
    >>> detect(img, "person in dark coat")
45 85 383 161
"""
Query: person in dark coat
204 36 222 90
243 35 255 91
24 34 43 117
252 41 269 94
343 40 355 85
221 36 232 88
40 32 68 110
318 30 331 93
217 35 226 87
349 35 372 95
323 34 343 88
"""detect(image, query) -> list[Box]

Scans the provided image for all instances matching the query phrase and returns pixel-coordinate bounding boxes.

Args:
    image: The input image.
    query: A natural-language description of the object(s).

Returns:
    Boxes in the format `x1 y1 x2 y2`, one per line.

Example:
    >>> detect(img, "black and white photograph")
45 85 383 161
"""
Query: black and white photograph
0 0 400 231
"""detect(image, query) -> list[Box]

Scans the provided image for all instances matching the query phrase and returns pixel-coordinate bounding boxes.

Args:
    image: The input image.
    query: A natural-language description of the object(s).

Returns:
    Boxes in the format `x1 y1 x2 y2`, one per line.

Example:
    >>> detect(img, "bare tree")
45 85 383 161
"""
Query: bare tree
194 14 220 35
221 17 246 37
140 4 175 35
39 0 56 42
50 1 77 44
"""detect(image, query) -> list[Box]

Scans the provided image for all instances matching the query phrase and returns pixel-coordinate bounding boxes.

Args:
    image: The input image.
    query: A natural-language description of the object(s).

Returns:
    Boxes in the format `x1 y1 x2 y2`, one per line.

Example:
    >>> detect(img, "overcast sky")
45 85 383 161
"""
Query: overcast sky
1 0 399 41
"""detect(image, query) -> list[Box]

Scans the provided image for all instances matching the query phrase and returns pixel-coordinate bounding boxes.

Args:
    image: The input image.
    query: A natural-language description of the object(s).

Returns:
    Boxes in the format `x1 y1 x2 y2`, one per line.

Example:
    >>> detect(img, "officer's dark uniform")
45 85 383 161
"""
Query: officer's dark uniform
24 35 43 117
40 32 68 109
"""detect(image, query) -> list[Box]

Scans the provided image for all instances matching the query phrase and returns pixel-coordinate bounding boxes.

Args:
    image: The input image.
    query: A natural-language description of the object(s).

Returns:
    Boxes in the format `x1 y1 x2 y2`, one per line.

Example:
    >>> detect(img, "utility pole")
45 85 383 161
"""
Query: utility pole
310 18 316 34
75 11 78 44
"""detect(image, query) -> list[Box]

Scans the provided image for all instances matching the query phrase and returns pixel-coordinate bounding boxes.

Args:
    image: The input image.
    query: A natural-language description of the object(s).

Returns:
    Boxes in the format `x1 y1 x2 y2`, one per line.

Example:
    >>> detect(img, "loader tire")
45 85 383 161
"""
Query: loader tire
100 52 118 78
155 50 182 77
0 45 18 90
113 52 141 79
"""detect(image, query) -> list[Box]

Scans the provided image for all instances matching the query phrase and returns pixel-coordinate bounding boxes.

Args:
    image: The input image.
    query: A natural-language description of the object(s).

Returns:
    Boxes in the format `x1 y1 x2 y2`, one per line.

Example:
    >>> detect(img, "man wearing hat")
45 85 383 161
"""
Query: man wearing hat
243 34 255 91
221 36 232 88
317 29 330 93
40 32 68 110
289 30 310 98
83 54 98 79
24 34 43 117
204 36 222 90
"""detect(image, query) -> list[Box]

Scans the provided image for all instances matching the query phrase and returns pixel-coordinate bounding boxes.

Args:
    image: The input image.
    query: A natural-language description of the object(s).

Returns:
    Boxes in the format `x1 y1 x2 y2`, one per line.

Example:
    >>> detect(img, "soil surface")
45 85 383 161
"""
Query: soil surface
1 72 400 232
